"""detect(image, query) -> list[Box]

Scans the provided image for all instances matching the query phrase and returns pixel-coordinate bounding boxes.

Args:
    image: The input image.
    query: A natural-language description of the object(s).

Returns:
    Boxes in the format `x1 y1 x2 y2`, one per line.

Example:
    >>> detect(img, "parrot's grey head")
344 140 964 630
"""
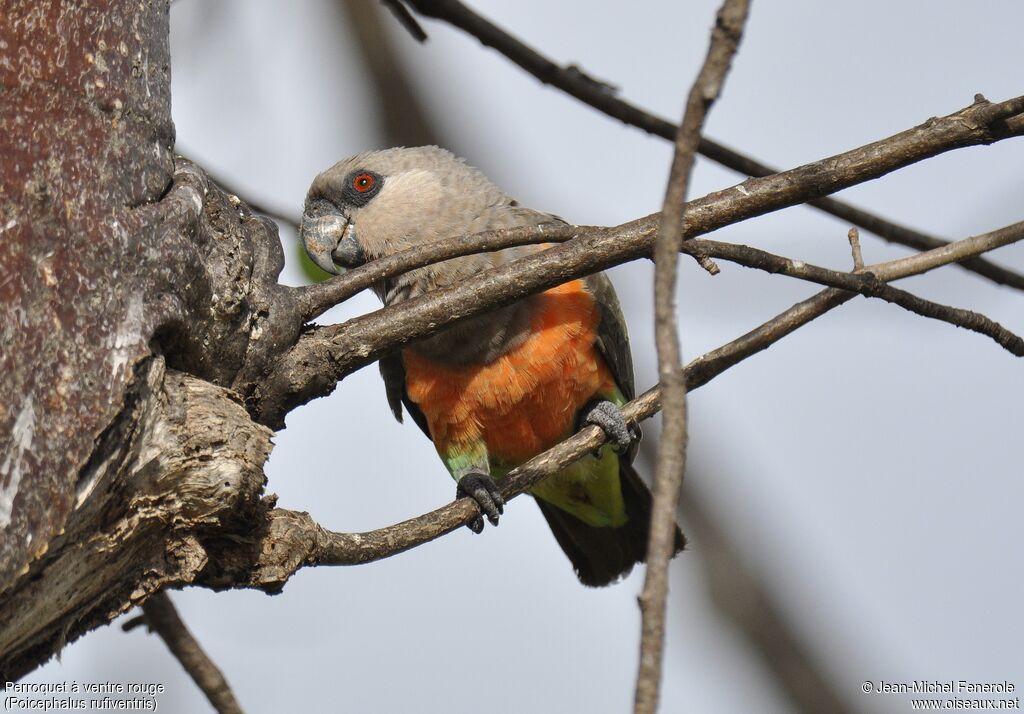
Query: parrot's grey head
300 146 537 303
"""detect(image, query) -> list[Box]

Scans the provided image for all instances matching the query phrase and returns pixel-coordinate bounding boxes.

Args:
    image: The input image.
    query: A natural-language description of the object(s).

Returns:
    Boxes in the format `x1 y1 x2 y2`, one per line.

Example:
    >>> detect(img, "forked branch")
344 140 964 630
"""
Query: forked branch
264 93 1024 426
222 216 1022 591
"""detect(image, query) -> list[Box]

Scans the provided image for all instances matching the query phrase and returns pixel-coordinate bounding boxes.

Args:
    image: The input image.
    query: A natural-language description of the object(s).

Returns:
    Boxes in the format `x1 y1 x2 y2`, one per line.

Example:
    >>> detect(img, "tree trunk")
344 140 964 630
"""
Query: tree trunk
0 0 300 679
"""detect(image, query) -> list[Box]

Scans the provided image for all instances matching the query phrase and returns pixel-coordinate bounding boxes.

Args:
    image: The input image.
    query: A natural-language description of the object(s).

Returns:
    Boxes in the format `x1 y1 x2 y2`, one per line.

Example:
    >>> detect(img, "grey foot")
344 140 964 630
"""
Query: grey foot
582 400 638 453
456 472 505 533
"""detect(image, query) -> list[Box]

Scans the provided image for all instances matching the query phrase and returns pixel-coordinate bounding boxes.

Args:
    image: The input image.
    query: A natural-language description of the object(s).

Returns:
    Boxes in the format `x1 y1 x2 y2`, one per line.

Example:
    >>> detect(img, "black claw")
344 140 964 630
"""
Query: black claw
456 472 505 530
581 400 635 453
628 421 642 444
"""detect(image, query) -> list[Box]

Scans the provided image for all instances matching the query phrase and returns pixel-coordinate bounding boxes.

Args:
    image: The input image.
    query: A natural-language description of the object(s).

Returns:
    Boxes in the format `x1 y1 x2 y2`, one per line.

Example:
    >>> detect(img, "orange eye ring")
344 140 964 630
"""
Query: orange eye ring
353 173 375 193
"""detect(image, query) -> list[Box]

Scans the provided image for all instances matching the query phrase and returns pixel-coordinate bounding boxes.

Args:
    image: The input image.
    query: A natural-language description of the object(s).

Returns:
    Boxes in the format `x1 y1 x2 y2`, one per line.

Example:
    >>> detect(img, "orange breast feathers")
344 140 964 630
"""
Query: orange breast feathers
402 280 618 465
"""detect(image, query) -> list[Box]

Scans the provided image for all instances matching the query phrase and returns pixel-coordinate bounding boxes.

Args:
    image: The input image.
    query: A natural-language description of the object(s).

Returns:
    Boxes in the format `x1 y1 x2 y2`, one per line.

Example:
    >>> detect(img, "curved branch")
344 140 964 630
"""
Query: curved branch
297 223 577 321
264 95 1024 425
399 0 1024 291
222 293 850 577
297 219 1024 356
222 215 1024 591
301 220 1024 327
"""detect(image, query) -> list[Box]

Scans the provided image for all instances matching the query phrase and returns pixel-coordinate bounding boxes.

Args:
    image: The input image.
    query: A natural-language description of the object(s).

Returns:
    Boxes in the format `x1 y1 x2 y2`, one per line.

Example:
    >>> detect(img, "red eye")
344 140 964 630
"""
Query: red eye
353 173 375 193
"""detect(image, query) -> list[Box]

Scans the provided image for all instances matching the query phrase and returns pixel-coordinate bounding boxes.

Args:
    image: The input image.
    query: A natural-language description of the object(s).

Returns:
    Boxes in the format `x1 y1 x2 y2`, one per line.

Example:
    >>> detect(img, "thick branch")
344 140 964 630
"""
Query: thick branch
263 94 1024 425
400 0 1024 291
0 360 273 681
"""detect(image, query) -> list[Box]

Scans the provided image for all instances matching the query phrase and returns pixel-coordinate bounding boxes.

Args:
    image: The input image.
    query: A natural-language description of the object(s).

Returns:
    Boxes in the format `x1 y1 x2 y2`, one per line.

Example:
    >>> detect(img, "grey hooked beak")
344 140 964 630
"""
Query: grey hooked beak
300 213 367 274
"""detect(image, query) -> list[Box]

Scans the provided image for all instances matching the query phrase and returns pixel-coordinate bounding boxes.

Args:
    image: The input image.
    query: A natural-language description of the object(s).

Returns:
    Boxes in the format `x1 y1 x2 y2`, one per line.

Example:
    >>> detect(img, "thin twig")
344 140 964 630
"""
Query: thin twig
687 238 1024 355
139 592 244 714
398 0 1024 291
848 227 865 270
637 2 749 712
857 278 1024 353
380 0 429 42
298 223 576 321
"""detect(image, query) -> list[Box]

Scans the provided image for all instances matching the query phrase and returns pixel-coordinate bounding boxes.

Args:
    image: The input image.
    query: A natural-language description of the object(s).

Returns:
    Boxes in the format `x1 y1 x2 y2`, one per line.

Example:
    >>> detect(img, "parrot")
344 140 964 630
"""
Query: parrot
300 146 684 586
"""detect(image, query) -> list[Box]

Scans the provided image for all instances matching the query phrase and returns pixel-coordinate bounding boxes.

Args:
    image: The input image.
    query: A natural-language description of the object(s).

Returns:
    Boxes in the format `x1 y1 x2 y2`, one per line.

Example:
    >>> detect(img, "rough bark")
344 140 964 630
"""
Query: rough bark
0 359 272 681
0 0 300 678
0 0 175 589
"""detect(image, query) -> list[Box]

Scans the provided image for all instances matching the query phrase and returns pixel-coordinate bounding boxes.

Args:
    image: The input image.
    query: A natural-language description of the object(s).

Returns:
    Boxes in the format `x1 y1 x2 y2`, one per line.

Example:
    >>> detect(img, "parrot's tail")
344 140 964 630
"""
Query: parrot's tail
535 460 686 587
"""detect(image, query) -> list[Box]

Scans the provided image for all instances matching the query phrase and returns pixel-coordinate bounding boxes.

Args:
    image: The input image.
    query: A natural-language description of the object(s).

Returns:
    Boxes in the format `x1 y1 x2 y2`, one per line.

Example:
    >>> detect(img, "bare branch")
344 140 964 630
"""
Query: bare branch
294 195 1024 356
177 150 301 231
225 200 1024 597
688 237 1024 355
398 0 1024 291
683 221 1024 390
139 592 244 714
638 2 749 711
380 0 429 42
301 223 1024 355
852 281 1023 354
264 95 1024 426
848 227 865 270
297 223 576 321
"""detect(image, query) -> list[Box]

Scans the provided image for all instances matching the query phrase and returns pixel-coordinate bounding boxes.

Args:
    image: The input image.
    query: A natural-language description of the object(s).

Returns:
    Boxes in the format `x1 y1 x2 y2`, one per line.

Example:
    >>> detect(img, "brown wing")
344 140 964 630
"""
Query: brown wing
378 353 431 438
584 272 635 401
